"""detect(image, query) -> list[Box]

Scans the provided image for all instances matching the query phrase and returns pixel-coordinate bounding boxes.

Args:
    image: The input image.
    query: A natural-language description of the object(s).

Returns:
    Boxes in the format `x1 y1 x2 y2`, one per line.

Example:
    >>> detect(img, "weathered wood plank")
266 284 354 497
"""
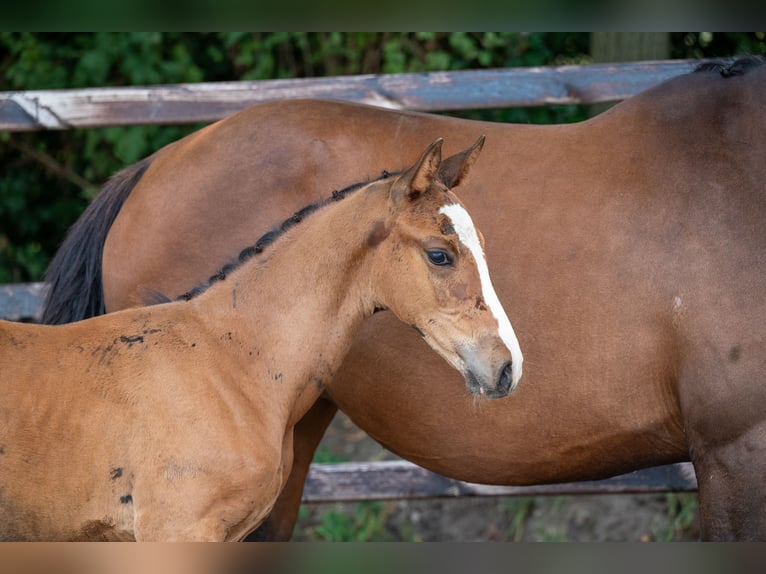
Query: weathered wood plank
301 461 698 503
0 282 48 322
0 60 702 131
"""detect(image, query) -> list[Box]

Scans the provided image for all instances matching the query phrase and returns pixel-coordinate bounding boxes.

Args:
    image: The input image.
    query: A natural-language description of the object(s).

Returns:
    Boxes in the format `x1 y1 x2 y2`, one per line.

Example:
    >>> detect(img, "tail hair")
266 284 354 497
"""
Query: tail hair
40 159 151 324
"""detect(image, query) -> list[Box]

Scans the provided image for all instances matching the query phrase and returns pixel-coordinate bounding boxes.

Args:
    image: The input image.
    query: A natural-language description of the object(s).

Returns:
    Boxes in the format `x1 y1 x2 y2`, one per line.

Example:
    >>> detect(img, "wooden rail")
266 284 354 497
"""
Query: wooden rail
0 282 47 323
302 461 697 503
1 60 705 501
0 60 701 131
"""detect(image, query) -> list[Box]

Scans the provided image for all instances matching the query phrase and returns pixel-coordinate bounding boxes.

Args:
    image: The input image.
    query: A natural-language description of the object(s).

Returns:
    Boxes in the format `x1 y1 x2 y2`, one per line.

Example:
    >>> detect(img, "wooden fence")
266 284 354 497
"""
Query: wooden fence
0 60 704 503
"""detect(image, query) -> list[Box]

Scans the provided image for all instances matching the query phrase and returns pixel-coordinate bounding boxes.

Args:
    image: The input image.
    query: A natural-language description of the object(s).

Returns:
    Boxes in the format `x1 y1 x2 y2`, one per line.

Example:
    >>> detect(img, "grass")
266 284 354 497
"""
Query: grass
293 445 400 541
311 445 348 464
312 502 390 542
293 492 701 542
505 497 536 542
652 493 699 541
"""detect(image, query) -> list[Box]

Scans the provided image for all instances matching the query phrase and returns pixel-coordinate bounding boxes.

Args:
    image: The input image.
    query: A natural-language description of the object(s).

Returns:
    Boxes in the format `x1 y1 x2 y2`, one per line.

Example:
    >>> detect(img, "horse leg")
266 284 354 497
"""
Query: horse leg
245 397 339 541
134 481 281 542
133 446 288 541
135 515 229 542
691 419 766 540
679 310 766 540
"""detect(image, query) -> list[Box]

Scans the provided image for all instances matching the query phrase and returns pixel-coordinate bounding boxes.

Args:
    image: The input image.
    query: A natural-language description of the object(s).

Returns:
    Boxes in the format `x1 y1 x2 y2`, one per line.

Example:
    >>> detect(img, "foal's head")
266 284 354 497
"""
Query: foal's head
370 138 523 398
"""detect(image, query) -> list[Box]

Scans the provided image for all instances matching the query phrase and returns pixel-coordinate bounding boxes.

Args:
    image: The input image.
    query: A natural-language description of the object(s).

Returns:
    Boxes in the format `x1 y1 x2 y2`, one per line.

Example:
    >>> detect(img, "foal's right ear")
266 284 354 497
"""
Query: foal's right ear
390 138 444 205
437 135 485 189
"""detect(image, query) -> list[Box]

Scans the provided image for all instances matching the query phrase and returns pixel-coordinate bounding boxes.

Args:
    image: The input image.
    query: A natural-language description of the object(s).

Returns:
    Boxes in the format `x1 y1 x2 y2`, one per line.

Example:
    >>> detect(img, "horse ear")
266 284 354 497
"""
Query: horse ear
391 138 443 204
437 135 485 189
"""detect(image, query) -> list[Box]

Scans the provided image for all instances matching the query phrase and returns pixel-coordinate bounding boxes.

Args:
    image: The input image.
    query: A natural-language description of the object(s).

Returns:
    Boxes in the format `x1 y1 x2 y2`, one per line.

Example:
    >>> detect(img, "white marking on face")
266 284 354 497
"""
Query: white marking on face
439 203 523 387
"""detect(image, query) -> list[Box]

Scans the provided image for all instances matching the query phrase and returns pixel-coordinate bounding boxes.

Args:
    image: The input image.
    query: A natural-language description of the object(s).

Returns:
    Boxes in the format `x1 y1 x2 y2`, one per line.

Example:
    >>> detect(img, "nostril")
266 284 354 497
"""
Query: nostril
498 361 513 393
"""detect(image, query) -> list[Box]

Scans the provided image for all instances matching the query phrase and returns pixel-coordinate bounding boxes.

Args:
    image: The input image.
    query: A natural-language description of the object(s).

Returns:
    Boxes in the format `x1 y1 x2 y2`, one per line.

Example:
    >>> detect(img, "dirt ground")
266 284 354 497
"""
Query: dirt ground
292 412 700 542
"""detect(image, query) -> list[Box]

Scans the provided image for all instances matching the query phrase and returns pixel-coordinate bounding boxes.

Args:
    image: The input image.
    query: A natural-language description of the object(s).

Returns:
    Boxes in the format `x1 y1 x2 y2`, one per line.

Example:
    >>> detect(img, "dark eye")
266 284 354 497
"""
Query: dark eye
426 249 453 267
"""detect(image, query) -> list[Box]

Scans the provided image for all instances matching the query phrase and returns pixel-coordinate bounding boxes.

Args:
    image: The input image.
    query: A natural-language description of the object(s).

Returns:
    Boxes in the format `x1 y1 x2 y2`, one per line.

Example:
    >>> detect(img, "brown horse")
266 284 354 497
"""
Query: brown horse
1 139 520 541
42 56 766 540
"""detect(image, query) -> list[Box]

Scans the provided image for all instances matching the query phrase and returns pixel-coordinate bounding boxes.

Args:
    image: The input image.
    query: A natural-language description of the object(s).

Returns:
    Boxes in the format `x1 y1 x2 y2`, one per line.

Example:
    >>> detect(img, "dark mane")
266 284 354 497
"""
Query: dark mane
694 55 765 77
176 169 400 302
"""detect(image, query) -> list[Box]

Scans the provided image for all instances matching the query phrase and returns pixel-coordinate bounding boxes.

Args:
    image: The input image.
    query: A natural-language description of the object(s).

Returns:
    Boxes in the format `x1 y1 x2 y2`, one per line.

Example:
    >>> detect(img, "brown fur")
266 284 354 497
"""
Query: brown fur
44 58 766 540
0 141 516 541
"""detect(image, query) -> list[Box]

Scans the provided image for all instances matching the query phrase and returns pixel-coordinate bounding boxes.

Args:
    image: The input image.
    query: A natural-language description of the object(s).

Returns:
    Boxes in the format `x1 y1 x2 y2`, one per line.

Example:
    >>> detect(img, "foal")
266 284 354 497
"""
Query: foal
0 138 522 541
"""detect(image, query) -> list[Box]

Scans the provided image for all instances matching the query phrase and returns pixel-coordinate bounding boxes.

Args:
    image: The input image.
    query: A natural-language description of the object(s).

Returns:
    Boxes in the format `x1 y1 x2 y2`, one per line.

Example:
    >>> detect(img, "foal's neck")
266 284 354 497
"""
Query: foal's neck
194 182 386 426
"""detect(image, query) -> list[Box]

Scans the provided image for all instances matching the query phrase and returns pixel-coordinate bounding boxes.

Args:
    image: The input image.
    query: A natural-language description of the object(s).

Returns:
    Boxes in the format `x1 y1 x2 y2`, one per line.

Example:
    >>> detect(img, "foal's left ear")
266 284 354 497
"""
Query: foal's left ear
391 138 443 204
437 135 485 189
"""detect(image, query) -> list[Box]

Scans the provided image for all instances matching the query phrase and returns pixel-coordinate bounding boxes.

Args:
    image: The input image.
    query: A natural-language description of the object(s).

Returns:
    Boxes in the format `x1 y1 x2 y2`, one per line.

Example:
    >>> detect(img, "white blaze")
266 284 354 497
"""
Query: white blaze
439 203 523 387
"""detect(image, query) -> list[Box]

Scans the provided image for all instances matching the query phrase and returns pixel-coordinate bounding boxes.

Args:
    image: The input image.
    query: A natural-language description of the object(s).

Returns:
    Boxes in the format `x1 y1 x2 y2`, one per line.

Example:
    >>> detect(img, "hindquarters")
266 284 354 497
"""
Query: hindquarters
675 269 766 539
668 128 766 539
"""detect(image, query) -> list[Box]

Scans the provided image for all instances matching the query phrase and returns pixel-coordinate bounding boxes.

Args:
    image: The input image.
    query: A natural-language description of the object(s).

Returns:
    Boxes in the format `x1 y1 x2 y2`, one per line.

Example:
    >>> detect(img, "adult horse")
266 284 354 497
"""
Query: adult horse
43 56 766 540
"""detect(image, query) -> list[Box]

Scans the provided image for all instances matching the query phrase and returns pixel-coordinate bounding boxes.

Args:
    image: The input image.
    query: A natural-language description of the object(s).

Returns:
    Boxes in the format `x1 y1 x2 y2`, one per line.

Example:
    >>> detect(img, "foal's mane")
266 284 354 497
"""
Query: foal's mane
694 54 765 77
174 169 400 302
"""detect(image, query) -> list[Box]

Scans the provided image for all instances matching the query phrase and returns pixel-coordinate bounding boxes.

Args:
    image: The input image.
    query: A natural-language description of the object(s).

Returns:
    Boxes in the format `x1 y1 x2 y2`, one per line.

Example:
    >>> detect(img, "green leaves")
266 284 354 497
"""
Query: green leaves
0 33 208 282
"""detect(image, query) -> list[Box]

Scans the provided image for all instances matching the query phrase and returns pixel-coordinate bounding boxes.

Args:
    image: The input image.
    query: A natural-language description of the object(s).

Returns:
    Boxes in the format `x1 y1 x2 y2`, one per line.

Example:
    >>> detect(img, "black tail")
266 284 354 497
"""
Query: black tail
40 159 151 325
